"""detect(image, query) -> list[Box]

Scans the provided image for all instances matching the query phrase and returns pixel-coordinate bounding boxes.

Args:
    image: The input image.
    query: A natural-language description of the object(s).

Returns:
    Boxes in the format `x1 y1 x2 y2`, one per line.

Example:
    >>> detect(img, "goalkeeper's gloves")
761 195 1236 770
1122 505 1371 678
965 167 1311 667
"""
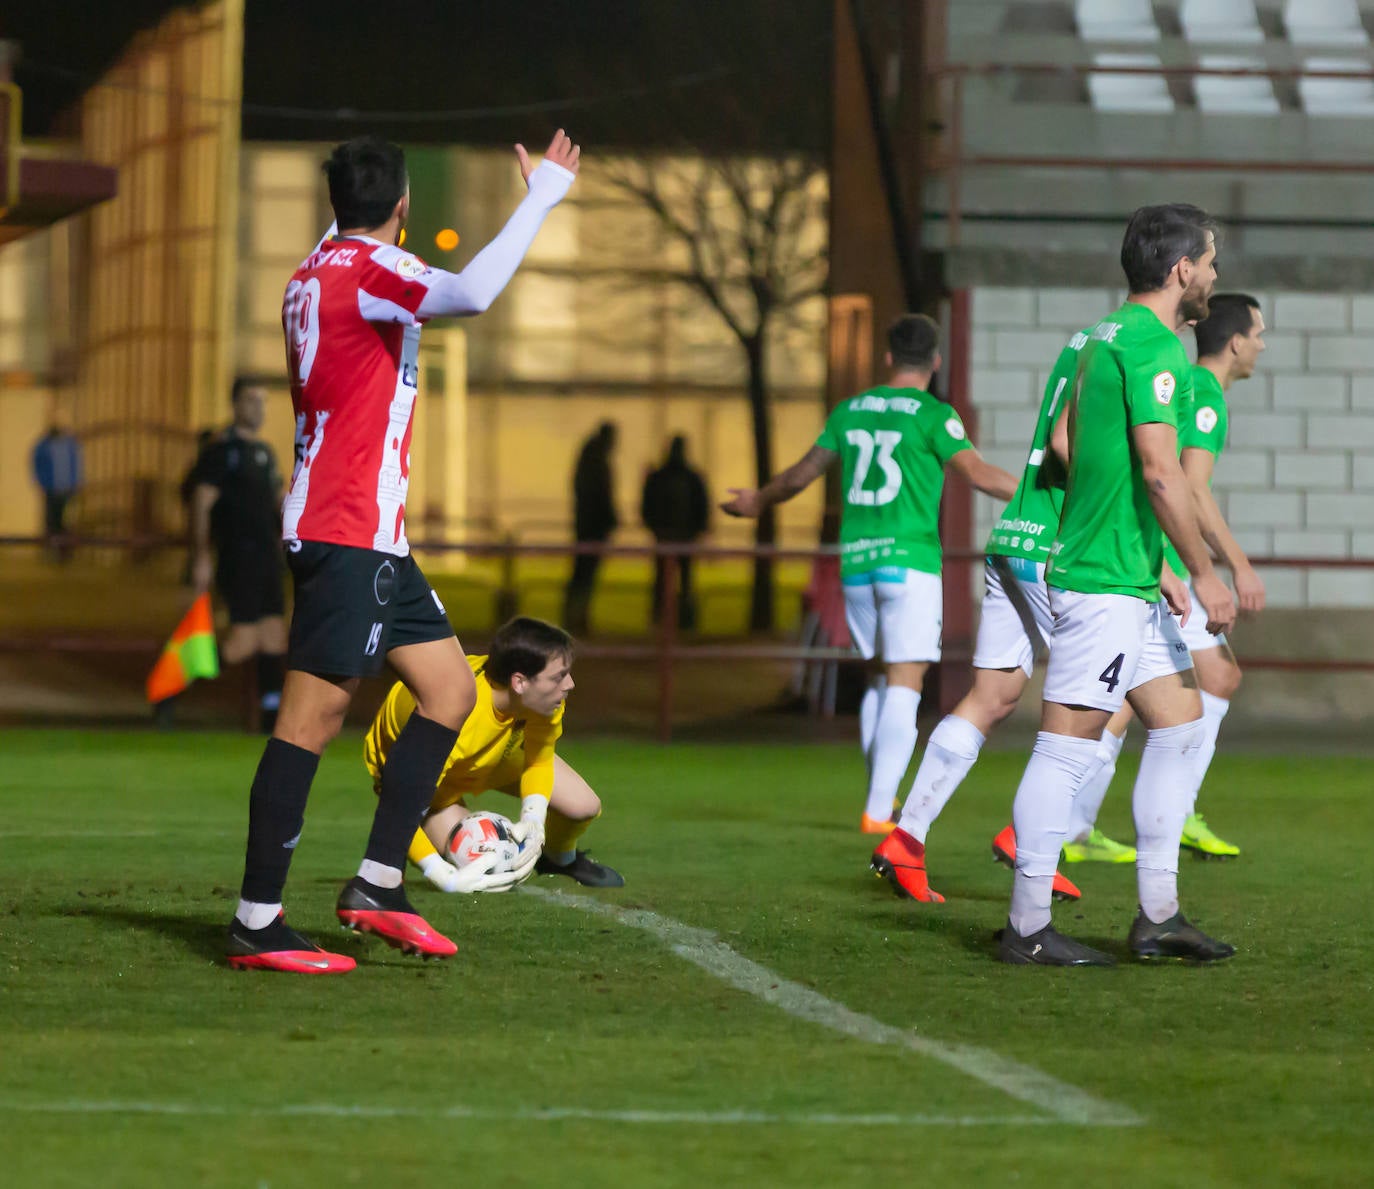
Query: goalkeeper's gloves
508 795 549 855
418 850 531 895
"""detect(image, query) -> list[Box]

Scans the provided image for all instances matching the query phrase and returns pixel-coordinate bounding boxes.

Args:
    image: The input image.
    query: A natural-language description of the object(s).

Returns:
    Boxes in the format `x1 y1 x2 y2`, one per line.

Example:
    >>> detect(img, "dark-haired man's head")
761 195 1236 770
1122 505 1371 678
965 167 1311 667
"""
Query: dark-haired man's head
885 314 941 376
230 377 268 434
486 616 575 717
324 137 410 243
1195 293 1265 381
1121 204 1218 322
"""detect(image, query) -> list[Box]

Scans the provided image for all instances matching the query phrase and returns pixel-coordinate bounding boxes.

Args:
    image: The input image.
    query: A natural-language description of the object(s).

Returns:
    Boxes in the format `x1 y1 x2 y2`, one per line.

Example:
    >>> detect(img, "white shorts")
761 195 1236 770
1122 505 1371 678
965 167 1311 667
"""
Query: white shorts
1042 588 1193 712
973 555 1052 678
1176 580 1228 654
843 567 943 663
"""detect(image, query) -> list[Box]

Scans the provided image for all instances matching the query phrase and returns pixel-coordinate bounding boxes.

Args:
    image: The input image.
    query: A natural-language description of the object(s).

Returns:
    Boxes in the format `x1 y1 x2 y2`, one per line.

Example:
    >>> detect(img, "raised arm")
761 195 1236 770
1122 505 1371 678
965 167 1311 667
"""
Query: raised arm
416 132 579 318
720 446 837 519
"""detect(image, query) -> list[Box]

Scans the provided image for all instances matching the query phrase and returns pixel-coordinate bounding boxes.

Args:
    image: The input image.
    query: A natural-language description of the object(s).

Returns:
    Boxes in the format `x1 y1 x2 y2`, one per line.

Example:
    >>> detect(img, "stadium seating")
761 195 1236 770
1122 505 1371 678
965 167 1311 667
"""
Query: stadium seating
1283 0 1370 48
1297 56 1374 116
1087 52 1176 111
1179 0 1266 46
1075 0 1160 42
1193 54 1280 113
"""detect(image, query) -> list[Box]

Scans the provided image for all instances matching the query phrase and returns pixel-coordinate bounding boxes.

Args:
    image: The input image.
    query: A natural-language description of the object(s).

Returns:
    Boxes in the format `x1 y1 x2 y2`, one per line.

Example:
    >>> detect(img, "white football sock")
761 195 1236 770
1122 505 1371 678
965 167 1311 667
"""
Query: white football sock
1066 725 1127 843
1189 691 1230 813
1133 718 1205 923
358 859 403 889
1009 731 1099 936
859 677 886 776
235 899 282 931
898 714 985 843
864 685 920 821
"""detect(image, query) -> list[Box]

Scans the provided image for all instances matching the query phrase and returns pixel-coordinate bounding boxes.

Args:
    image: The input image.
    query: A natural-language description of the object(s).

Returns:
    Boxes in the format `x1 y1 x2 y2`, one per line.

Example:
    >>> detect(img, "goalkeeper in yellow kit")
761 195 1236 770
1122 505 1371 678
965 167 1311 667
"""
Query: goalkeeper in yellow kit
364 616 624 892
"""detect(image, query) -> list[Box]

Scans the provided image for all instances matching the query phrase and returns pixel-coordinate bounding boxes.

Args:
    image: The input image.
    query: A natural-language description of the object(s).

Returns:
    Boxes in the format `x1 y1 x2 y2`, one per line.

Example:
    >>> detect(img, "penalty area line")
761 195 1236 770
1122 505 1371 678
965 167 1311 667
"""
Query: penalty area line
0 1100 1056 1127
525 886 1144 1128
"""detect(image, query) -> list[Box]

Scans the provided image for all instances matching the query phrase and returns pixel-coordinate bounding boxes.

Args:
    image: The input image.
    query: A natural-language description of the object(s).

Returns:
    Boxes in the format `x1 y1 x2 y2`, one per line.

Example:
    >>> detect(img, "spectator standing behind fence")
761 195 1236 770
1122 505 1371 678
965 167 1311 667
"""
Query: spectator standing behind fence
31 422 82 562
641 435 709 631
188 379 288 733
563 421 618 635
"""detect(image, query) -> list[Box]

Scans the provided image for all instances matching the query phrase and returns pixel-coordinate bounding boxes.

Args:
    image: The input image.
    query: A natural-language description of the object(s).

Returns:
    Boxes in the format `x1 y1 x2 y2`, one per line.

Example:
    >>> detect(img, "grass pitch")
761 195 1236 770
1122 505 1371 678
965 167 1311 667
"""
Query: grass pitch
1 729 1371 1188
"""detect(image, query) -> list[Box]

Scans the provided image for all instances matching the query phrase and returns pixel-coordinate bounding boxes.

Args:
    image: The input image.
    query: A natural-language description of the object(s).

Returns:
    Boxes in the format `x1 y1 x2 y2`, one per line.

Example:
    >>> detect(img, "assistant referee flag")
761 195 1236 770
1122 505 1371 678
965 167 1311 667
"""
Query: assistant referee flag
146 593 219 703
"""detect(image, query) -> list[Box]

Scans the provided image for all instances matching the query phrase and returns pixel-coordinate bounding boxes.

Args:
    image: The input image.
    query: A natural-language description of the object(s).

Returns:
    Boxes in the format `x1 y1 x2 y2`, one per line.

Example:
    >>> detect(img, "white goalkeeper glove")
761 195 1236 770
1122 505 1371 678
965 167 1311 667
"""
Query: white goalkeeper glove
418 850 527 894
508 795 549 854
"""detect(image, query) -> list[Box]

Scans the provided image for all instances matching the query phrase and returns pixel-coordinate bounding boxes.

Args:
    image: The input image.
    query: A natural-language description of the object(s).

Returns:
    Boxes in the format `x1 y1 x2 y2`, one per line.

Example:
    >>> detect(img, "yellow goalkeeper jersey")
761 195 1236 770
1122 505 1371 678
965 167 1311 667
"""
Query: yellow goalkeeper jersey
363 654 563 812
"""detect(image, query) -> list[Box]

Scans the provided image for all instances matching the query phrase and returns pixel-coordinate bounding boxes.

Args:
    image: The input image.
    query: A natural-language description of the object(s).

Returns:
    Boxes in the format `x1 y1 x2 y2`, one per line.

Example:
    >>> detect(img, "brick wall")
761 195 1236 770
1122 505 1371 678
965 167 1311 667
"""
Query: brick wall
968 286 1374 609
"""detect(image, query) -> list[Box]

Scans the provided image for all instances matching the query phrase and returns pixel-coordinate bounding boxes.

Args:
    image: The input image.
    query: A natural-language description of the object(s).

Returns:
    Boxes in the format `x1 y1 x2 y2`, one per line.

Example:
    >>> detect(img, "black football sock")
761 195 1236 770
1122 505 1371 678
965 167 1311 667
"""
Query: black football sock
257 653 284 710
364 712 458 873
240 738 319 904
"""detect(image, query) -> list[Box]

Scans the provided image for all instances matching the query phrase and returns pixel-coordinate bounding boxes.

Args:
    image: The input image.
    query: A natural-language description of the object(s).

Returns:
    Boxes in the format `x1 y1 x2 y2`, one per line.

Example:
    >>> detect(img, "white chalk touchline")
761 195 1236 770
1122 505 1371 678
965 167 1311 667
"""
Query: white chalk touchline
524 886 1144 1128
0 1100 1051 1127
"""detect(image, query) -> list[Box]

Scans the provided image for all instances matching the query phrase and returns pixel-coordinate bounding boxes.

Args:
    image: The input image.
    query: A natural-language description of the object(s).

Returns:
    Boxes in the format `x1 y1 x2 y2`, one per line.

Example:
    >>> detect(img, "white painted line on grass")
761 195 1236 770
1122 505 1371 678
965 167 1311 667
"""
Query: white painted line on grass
525 886 1144 1128
0 1100 1055 1127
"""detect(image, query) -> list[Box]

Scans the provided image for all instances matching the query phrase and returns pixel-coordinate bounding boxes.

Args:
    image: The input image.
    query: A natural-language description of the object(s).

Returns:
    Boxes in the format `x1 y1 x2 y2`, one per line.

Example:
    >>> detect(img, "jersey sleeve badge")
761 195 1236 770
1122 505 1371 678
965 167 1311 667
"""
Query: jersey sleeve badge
1195 406 1218 433
394 254 429 279
944 417 966 440
1152 371 1176 405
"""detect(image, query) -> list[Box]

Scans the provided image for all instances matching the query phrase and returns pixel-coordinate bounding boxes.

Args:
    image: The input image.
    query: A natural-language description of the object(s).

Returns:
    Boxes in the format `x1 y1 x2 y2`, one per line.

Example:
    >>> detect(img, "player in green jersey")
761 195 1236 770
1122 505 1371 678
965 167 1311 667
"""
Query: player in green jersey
1069 295 1268 862
1001 204 1238 967
721 315 1017 853
872 328 1120 903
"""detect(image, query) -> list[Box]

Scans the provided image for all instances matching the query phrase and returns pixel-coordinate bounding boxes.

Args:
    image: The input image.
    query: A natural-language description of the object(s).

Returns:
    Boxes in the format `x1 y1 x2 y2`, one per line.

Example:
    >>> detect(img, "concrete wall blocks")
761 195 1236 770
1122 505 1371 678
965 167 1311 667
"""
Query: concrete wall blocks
1035 288 1114 330
1251 566 1307 608
969 367 1036 408
1274 453 1352 489
992 329 1075 367
1267 374 1347 411
1215 450 1272 487
1306 335 1374 373
1226 413 1305 448
1307 493 1374 529
1307 415 1374 450
1353 454 1374 489
1351 377 1374 411
1271 293 1351 332
1225 491 1303 528
989 408 1038 447
973 288 1036 327
1307 569 1374 607
1273 530 1350 559
1251 333 1305 372
1350 296 1374 331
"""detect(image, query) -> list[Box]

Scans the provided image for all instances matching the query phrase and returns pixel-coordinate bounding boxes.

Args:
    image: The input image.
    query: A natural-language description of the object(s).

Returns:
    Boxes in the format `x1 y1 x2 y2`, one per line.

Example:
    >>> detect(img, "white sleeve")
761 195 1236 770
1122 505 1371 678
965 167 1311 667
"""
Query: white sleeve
415 160 575 319
311 221 339 256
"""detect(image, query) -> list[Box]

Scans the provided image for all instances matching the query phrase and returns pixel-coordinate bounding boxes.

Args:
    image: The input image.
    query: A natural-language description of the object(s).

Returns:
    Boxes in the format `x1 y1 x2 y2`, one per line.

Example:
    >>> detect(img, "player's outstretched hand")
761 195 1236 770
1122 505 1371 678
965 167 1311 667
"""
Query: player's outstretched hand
1160 567 1191 626
1233 563 1266 616
720 488 762 519
1193 570 1237 637
516 129 581 186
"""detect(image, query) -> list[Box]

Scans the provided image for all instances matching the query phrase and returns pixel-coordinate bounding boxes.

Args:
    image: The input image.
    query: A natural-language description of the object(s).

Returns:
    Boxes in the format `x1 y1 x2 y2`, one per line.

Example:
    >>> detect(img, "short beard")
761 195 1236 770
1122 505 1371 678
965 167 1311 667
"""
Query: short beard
1180 286 1211 323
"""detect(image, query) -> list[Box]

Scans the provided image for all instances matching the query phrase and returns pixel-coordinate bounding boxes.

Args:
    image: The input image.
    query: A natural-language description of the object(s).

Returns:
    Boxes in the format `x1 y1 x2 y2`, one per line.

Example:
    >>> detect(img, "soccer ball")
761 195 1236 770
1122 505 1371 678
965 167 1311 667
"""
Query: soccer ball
444 811 519 870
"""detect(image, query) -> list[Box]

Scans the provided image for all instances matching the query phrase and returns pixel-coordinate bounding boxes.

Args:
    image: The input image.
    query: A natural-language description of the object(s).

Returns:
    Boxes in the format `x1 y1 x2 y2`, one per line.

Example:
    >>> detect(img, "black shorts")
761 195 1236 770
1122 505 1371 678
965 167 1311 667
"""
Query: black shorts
285 541 454 678
216 543 286 625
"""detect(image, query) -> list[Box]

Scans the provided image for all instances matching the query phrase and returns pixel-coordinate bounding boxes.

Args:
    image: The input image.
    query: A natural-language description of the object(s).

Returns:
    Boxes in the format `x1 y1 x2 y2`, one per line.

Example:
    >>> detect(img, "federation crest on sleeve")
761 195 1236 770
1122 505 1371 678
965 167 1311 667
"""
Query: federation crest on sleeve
1152 371 1176 405
945 417 967 440
394 254 428 279
1196 406 1218 433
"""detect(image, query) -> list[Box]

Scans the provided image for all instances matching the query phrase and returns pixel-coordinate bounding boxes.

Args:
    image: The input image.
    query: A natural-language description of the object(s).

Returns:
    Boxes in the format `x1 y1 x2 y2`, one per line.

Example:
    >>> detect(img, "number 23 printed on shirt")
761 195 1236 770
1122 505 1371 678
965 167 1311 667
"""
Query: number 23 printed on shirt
845 429 903 506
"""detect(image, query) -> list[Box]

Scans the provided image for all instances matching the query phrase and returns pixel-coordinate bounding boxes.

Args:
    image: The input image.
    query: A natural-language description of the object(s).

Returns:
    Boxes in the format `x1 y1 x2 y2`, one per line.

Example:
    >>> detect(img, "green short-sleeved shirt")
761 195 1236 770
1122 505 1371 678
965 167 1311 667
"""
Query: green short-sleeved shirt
1047 303 1191 601
1162 364 1228 577
986 330 1090 563
816 385 972 578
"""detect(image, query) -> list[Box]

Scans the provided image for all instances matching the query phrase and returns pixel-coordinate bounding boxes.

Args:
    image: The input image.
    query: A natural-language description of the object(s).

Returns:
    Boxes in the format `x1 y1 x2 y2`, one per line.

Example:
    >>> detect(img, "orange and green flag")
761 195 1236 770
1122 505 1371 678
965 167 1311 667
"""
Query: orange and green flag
146 593 219 704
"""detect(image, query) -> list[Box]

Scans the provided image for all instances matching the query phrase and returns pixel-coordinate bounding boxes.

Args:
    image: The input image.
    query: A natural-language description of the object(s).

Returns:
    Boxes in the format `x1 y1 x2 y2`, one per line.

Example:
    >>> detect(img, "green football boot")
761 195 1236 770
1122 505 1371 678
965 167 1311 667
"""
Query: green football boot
1180 813 1240 859
1062 828 1136 865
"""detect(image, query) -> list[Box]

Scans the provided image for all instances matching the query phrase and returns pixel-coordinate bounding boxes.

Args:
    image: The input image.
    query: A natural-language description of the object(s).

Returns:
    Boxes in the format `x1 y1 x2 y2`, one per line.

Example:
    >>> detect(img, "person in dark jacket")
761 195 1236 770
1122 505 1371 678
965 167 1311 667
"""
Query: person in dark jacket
562 422 618 634
641 435 709 630
31 423 83 561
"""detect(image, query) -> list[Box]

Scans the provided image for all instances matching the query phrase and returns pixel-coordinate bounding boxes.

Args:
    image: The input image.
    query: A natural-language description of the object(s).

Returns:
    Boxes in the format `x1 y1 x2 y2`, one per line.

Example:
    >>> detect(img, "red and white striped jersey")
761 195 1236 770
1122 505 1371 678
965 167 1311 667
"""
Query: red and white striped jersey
280 236 438 556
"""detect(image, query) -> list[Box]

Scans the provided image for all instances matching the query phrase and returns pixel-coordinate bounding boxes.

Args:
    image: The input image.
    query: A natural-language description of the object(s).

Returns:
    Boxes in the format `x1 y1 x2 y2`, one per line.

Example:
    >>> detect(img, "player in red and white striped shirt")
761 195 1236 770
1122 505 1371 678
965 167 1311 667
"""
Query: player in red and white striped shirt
228 131 580 974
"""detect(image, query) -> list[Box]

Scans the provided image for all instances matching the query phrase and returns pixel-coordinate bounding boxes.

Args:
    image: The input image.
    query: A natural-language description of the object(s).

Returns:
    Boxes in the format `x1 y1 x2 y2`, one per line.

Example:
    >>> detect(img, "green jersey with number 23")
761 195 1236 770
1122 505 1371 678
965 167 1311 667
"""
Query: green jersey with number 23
816 385 972 580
